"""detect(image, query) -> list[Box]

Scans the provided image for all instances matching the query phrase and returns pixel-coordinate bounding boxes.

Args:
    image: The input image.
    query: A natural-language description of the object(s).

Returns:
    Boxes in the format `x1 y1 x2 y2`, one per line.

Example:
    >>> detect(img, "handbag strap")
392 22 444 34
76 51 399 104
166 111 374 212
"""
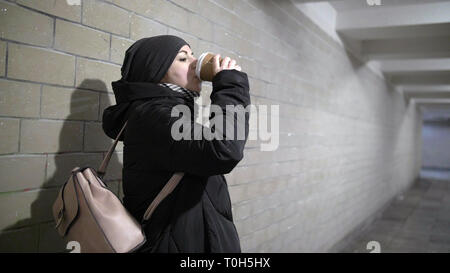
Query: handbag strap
97 120 129 179
96 119 184 222
142 172 184 221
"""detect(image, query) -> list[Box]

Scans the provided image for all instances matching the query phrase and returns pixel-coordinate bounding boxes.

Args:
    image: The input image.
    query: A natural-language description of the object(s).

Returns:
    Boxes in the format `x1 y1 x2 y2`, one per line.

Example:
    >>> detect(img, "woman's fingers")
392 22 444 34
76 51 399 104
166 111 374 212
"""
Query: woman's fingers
228 59 236 69
213 55 242 76
221 57 231 70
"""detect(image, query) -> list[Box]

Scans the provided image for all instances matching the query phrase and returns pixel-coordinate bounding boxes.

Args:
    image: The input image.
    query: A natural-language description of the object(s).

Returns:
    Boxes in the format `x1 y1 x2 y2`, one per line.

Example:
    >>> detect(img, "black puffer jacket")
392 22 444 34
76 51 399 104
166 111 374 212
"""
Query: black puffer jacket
102 69 250 253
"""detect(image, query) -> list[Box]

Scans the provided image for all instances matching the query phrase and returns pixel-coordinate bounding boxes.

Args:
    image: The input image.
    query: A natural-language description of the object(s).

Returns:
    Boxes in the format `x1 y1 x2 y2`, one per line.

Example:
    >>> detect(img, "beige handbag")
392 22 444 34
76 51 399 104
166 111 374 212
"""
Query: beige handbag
52 120 184 253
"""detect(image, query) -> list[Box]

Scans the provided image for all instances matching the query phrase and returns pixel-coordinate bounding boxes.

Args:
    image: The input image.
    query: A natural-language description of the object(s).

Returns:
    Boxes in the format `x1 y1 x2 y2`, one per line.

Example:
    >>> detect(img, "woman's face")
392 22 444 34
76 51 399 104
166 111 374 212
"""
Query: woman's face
160 45 202 93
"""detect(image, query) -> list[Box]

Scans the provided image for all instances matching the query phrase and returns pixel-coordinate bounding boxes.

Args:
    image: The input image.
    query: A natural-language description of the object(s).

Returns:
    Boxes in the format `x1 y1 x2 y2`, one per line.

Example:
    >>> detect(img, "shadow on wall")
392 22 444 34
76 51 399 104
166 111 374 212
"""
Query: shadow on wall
0 79 122 253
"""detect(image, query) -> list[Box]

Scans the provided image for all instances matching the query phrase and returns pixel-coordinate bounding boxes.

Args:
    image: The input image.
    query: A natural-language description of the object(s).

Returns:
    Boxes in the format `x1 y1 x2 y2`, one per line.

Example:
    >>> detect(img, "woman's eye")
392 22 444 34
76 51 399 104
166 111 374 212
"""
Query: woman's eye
180 58 186 61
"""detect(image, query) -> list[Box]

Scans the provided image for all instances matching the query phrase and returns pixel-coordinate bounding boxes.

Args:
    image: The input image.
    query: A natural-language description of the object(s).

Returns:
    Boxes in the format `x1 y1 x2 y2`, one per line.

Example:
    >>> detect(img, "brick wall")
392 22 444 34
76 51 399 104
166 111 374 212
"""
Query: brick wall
0 0 422 252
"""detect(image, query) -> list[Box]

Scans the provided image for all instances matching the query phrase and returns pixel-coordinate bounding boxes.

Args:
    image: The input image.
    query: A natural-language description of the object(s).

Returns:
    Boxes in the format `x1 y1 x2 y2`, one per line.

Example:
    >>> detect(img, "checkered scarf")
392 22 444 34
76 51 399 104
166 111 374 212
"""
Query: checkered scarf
158 83 200 102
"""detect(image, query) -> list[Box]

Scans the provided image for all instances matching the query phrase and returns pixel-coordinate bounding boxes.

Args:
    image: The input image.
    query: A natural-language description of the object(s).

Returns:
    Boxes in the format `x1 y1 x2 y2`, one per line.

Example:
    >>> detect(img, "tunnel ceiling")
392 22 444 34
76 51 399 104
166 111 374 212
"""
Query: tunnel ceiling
293 0 450 122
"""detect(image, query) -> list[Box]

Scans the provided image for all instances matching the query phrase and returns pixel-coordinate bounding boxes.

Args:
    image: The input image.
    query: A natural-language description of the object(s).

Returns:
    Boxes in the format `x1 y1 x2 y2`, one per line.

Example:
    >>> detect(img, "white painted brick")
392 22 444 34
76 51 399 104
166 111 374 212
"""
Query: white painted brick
76 57 121 92
0 41 5 76
17 0 81 22
0 79 41 118
0 188 58 230
0 155 46 192
82 0 130 37
8 44 75 86
130 14 167 41
0 2 53 47
46 153 103 187
41 85 99 121
110 35 134 65
0 118 20 154
20 119 83 153
55 19 110 60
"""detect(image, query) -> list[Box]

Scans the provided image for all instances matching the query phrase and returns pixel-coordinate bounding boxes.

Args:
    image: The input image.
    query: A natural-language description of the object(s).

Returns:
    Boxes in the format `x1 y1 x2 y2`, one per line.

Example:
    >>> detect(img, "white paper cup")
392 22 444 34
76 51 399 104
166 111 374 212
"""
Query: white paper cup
195 52 223 82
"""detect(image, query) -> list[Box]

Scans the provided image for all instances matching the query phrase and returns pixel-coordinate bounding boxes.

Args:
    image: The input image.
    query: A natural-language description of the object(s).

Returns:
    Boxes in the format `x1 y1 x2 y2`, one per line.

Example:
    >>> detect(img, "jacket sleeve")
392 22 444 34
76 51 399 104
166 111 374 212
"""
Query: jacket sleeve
143 69 251 177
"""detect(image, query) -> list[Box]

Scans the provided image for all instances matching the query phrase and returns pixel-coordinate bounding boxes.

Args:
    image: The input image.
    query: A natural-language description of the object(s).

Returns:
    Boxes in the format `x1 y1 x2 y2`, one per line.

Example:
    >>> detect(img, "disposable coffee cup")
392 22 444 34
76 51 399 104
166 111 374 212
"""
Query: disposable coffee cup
195 52 223 82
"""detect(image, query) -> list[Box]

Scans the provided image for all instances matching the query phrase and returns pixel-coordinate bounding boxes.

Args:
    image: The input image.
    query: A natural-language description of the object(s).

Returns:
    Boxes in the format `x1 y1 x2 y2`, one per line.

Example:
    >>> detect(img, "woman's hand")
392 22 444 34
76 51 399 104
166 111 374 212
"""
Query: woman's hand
212 54 241 78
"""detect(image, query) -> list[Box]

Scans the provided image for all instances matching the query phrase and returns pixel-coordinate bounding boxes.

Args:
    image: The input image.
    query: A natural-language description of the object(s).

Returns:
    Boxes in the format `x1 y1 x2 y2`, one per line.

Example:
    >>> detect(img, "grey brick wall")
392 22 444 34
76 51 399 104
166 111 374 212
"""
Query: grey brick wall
0 0 422 252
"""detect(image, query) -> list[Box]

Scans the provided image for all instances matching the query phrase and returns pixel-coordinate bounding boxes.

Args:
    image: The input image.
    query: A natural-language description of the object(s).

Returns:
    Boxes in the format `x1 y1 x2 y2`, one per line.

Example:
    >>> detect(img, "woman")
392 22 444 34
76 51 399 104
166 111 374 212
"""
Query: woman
102 35 250 253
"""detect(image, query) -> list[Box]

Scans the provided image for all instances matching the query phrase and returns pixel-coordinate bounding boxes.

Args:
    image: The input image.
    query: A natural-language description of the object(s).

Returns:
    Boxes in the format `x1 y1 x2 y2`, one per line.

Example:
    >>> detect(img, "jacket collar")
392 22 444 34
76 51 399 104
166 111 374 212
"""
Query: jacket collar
111 79 186 104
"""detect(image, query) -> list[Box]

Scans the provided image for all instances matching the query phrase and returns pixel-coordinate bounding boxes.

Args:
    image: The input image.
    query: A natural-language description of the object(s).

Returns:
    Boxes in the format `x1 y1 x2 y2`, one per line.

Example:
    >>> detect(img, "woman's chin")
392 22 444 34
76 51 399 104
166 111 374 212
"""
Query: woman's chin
190 83 202 93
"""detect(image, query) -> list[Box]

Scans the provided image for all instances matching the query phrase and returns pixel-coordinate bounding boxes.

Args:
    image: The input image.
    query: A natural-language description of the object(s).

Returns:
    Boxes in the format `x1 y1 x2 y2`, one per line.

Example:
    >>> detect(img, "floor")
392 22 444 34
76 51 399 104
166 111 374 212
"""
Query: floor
340 172 450 253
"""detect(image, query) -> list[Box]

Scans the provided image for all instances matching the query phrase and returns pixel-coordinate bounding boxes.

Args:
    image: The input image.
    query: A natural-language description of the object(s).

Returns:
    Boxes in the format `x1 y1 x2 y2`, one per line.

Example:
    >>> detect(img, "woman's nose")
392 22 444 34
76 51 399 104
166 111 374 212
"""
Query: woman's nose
191 58 198 70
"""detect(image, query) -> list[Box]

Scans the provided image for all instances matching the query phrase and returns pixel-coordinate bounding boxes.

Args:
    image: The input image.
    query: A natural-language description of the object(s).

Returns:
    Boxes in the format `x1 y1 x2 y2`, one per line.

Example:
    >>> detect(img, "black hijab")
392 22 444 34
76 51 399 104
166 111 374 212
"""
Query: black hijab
103 35 191 141
120 35 190 83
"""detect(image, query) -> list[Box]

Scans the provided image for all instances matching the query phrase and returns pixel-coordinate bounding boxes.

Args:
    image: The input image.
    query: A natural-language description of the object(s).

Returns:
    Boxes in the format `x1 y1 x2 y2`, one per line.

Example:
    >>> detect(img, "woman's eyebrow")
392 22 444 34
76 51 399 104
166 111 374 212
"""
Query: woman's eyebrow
178 50 193 55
